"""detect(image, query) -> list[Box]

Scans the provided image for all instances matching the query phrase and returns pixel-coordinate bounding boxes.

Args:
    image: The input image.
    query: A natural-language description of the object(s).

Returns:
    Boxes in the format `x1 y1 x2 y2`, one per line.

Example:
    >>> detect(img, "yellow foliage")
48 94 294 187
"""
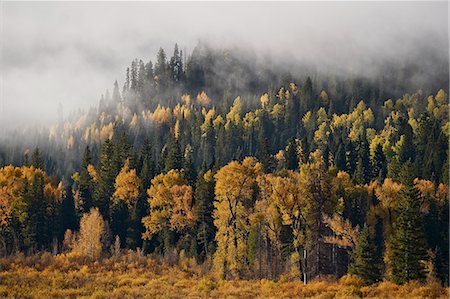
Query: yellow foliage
142 170 195 238
73 208 104 261
260 93 269 109
197 91 211 106
213 157 262 279
113 160 142 209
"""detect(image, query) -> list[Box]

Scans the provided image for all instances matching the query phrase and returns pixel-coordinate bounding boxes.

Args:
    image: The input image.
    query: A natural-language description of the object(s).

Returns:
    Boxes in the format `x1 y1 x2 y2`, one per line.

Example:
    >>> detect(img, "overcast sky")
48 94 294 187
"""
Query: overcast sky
0 1 448 128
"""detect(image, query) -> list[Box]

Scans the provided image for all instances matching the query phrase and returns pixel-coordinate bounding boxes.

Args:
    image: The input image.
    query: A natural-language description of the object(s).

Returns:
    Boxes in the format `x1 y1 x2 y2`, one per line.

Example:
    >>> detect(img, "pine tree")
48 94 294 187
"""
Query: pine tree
165 136 182 172
183 144 196 186
355 134 371 184
390 180 427 284
31 147 44 170
60 183 78 233
94 139 116 219
345 141 357 176
140 138 155 191
285 138 298 170
372 143 387 181
78 146 94 214
349 226 382 285
194 170 216 260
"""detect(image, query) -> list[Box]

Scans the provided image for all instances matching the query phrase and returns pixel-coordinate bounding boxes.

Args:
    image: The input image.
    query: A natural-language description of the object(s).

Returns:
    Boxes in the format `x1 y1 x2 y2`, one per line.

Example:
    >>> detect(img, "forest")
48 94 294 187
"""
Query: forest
0 43 449 297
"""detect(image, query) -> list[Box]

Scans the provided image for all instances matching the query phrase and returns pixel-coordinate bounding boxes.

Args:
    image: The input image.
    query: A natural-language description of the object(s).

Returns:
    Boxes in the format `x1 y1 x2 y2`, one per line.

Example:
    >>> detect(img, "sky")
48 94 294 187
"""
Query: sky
0 1 448 128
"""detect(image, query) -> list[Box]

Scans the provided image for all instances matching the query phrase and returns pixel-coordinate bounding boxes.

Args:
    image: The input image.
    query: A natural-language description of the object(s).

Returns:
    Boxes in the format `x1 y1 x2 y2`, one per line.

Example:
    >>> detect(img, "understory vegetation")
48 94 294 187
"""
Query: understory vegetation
0 252 448 299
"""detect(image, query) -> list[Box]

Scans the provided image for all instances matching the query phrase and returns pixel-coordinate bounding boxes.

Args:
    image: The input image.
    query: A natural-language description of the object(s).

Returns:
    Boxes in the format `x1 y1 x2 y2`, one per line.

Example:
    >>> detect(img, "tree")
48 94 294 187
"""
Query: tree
390 181 427 284
94 139 116 218
164 135 182 172
372 143 387 181
60 183 77 233
142 170 195 240
349 226 382 285
140 138 156 191
31 147 43 170
113 160 142 209
74 208 105 260
76 146 94 214
263 171 306 281
194 170 216 260
213 157 262 279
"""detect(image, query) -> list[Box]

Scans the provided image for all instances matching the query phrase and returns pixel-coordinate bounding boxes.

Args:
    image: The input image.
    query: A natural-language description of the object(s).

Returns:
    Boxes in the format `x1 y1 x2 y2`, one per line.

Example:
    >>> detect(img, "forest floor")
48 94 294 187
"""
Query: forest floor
0 252 447 299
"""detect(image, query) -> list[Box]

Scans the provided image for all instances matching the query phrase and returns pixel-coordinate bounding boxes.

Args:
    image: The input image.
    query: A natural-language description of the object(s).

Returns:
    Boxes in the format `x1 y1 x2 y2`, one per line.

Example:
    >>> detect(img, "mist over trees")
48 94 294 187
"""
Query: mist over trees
0 43 448 286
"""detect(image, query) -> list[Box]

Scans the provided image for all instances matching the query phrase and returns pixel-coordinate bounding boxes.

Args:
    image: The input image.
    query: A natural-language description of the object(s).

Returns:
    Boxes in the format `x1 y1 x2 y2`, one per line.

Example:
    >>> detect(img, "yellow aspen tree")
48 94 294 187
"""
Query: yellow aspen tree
142 169 195 239
213 157 262 279
113 160 142 209
74 208 105 260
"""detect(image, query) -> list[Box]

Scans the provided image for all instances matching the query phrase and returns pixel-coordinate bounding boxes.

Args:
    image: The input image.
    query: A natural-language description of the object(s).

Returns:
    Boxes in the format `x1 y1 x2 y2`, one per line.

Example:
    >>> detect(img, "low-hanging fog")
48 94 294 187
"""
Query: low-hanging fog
1 1 448 131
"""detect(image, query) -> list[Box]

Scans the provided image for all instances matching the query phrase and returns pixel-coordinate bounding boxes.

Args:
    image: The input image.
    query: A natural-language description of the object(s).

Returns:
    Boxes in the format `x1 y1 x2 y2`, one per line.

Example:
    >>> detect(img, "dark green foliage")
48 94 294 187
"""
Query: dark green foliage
194 171 216 260
110 200 128 248
94 139 116 218
285 138 298 170
78 146 94 214
60 184 77 233
140 139 156 191
354 134 371 184
31 148 44 170
372 144 387 181
390 184 427 284
349 226 382 285
164 136 182 172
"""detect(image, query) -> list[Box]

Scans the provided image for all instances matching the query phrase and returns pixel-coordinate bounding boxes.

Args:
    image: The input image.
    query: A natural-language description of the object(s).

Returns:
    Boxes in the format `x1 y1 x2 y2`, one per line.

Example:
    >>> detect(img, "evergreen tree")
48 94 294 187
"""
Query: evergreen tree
355 134 371 184
349 226 382 285
165 136 182 172
183 144 196 186
390 177 427 284
285 138 298 170
140 138 155 191
112 80 121 103
335 142 346 171
60 183 78 233
31 147 44 170
194 170 216 260
78 146 94 214
372 143 387 181
94 139 116 219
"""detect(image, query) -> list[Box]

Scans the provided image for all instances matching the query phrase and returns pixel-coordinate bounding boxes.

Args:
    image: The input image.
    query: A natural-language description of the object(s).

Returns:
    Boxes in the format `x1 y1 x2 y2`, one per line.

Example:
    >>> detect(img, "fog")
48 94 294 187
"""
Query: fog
1 1 448 129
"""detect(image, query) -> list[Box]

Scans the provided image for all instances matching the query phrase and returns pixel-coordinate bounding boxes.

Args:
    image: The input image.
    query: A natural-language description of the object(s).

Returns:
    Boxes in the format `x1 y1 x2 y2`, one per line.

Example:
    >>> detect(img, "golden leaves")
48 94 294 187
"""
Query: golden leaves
113 161 142 209
143 170 194 239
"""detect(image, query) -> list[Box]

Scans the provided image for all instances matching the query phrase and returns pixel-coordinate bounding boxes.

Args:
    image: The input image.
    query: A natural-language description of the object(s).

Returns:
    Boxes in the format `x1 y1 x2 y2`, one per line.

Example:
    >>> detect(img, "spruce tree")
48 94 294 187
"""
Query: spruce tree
94 139 116 219
194 171 215 260
165 136 182 172
285 138 298 170
31 147 44 170
140 138 155 191
390 172 427 284
372 143 387 182
60 183 78 233
78 146 94 214
349 226 382 285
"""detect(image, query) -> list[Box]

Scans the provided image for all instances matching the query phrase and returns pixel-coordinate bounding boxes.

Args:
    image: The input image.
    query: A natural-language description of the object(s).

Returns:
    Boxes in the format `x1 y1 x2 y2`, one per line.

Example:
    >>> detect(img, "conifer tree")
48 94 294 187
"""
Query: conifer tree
77 146 94 214
372 143 387 181
94 139 116 218
194 170 216 260
60 183 78 233
31 147 44 170
390 170 427 284
165 136 182 172
349 226 382 285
